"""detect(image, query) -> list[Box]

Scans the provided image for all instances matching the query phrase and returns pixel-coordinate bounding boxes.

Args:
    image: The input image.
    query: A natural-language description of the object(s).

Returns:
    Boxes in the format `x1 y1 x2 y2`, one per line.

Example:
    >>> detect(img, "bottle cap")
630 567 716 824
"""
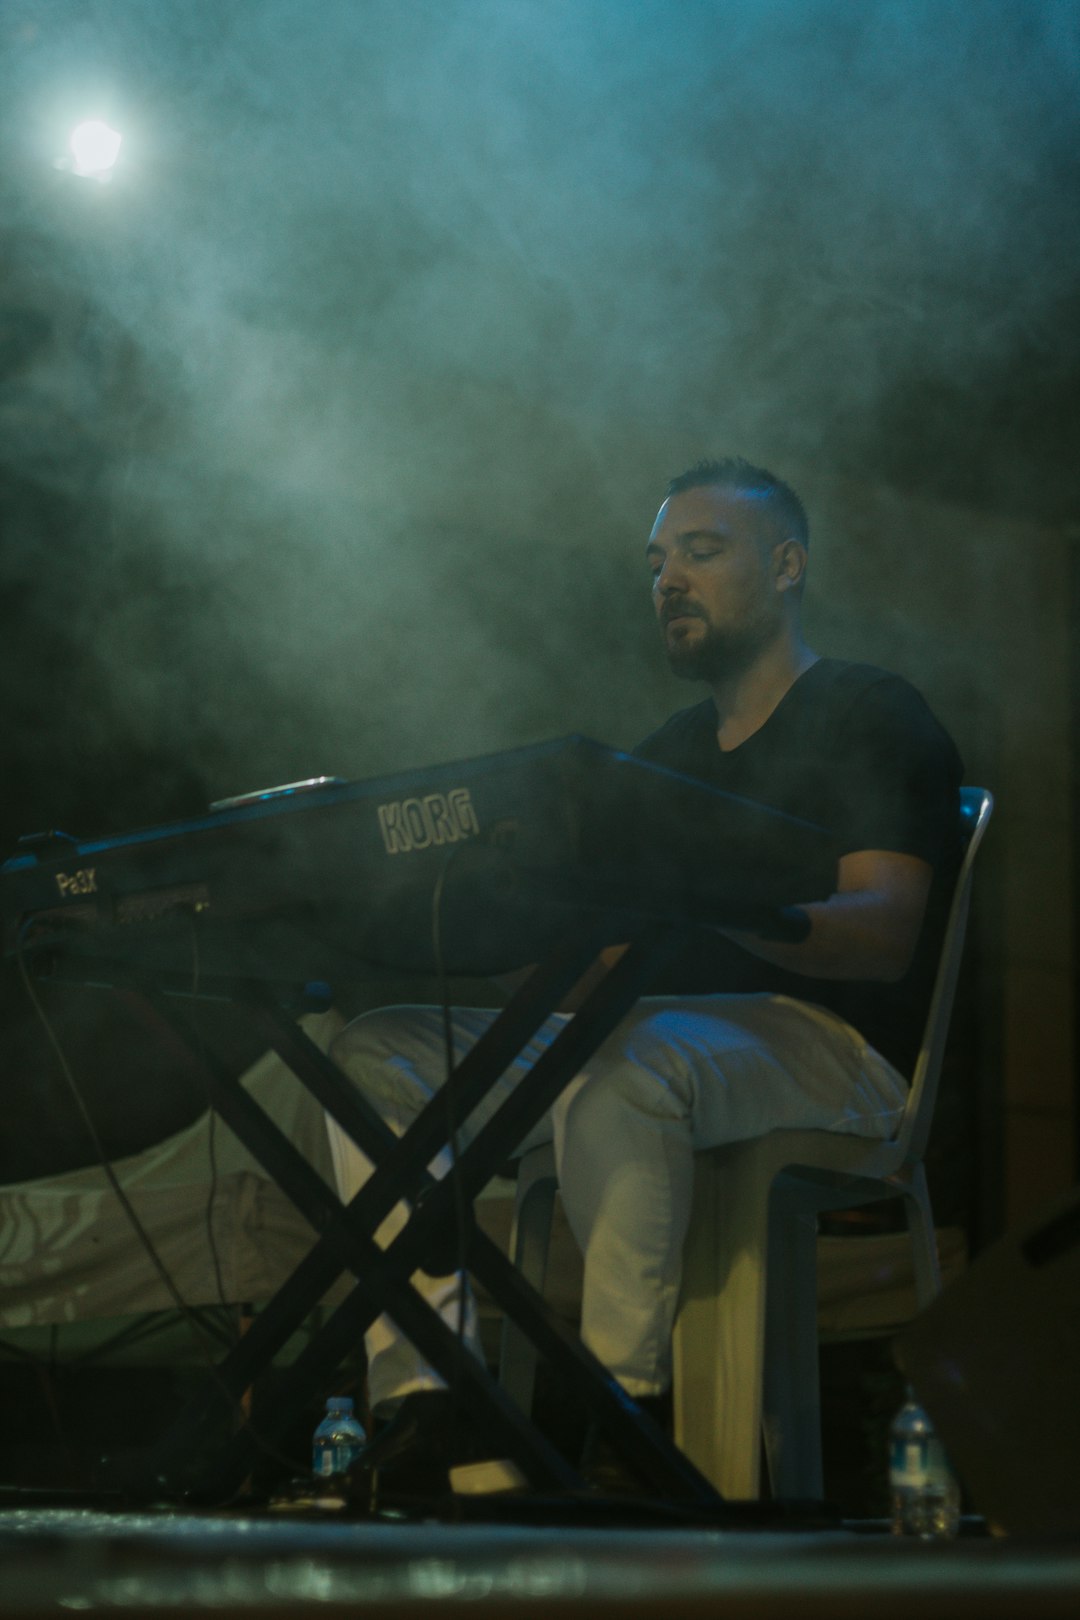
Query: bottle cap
327 1396 354 1412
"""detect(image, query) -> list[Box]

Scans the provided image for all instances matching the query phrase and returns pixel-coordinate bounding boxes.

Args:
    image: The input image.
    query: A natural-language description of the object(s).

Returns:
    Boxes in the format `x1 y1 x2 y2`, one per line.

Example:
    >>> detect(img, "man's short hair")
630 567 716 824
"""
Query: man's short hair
665 457 809 549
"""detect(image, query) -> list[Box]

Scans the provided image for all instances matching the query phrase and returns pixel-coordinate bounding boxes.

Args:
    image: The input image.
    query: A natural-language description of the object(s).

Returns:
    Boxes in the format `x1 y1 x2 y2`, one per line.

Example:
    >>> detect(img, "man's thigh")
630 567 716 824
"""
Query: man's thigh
330 1003 569 1157
332 993 907 1159
591 992 908 1148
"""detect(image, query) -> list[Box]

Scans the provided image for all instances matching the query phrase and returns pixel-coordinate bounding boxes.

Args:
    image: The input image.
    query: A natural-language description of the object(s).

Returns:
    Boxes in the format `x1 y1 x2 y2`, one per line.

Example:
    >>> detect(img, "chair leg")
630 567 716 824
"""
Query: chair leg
672 1145 772 1498
903 1163 943 1309
762 1187 823 1500
499 1143 558 1415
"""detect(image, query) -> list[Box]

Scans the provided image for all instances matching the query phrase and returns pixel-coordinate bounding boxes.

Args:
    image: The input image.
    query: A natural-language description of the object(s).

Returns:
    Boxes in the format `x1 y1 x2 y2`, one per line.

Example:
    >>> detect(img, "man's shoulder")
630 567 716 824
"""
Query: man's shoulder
809 659 963 792
632 698 716 764
805 658 952 735
809 657 919 704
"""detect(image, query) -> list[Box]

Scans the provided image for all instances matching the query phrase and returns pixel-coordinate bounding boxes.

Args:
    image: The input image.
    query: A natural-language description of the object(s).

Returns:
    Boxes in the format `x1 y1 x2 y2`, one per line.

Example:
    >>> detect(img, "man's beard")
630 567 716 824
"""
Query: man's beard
665 619 767 683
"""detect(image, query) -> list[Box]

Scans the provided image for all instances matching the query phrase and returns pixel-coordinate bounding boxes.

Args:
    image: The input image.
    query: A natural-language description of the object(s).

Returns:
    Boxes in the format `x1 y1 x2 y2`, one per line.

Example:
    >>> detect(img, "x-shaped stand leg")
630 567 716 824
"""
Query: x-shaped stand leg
119 924 723 1510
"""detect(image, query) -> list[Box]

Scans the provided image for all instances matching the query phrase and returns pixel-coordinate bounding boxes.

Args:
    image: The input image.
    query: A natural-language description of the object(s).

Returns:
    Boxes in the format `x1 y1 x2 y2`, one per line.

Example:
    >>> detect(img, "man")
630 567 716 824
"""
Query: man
326 457 962 1492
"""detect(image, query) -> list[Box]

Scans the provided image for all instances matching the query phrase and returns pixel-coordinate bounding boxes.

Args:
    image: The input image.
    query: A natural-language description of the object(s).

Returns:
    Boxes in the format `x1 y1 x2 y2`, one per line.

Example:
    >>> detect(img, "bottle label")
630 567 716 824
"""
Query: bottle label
890 1435 950 1489
313 1439 365 1477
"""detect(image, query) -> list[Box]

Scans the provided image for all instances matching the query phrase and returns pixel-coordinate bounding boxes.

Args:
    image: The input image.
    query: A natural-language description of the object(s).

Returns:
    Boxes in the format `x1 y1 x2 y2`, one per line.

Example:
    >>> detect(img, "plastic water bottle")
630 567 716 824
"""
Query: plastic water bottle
312 1395 366 1479
889 1389 961 1539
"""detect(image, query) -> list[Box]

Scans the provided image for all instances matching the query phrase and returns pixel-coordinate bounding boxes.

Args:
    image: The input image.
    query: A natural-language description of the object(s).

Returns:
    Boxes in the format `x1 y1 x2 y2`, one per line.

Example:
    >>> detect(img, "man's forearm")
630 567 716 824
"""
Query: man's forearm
724 890 917 984
724 848 935 984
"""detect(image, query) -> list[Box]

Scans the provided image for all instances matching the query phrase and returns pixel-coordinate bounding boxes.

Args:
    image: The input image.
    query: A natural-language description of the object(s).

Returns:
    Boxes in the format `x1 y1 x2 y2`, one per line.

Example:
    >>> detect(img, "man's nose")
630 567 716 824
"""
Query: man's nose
655 555 688 593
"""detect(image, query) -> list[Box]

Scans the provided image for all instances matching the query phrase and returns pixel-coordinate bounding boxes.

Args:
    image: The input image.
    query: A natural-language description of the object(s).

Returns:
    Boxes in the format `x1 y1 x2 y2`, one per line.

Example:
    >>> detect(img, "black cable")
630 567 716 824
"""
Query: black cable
204 1108 230 1319
430 858 472 1298
430 848 474 1508
14 925 306 1496
185 914 232 1332
16 928 222 1360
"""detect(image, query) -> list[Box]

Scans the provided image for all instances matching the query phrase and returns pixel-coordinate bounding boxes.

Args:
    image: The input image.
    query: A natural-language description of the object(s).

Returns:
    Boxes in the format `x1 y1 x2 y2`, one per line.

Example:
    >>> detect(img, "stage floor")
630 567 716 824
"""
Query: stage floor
1 1508 1078 1618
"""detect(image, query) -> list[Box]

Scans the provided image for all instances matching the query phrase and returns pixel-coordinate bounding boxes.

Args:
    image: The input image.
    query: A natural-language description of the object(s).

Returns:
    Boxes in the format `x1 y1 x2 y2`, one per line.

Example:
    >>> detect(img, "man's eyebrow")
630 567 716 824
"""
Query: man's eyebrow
645 525 732 562
645 528 728 554
677 527 728 544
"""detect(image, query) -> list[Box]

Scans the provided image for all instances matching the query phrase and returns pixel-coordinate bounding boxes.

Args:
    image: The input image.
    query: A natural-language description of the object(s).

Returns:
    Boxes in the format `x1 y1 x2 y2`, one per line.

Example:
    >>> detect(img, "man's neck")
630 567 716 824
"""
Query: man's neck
709 636 818 752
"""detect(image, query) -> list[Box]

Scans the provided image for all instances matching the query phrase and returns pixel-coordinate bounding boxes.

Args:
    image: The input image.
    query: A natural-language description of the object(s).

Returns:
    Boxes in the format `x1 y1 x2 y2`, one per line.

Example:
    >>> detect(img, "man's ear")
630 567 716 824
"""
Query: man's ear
775 538 807 591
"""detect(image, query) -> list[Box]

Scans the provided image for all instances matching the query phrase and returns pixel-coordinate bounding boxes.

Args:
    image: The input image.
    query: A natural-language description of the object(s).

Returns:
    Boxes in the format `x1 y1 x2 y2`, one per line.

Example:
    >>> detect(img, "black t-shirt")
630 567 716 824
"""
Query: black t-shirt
633 658 964 1078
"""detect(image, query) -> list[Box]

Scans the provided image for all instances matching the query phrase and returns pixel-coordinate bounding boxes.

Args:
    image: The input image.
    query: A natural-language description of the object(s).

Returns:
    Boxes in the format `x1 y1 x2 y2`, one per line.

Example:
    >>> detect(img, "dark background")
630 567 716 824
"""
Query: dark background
1 1 1077 1200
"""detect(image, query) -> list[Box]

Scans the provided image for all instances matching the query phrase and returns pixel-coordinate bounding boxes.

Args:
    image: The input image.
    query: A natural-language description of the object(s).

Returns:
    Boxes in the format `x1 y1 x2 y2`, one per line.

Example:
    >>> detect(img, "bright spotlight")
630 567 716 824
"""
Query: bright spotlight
67 119 123 180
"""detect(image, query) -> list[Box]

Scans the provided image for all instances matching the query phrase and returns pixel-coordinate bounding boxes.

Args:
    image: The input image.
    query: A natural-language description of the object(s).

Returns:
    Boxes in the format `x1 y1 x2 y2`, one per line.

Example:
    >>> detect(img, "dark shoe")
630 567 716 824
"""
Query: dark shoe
346 1390 519 1509
580 1391 673 1496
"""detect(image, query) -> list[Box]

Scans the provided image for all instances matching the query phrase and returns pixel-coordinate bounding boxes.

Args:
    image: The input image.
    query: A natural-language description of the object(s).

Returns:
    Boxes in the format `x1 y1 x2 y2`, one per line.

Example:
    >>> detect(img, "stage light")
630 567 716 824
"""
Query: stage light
66 119 123 180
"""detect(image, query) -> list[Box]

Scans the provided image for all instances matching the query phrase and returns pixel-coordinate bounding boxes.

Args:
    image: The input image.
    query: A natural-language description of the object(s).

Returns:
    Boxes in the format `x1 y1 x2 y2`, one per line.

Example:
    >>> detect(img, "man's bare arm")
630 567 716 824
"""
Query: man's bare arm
725 849 933 984
497 850 930 1007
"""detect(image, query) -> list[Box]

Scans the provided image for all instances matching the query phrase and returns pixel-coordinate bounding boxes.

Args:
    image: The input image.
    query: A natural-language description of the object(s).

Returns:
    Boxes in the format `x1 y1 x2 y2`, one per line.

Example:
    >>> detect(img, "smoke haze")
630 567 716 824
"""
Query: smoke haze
0 0 1077 829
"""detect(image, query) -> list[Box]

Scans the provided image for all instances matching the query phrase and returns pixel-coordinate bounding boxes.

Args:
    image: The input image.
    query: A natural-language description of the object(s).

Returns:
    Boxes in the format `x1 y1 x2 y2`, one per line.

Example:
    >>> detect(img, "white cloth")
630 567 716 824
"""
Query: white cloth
0 1010 346 1328
325 994 908 1408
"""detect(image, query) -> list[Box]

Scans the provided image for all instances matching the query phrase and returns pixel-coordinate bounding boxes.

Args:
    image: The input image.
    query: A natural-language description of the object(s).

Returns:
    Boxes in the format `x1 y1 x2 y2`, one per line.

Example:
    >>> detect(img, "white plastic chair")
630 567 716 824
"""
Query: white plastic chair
499 787 993 1499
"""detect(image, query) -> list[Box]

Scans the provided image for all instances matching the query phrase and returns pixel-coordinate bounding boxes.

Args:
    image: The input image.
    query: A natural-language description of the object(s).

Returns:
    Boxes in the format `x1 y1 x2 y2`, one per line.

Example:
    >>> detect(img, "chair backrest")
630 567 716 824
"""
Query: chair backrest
895 786 994 1165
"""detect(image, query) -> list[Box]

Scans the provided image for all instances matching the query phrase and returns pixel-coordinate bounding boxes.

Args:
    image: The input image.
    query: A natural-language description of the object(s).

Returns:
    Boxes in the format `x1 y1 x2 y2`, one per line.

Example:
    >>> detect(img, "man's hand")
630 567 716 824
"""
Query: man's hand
498 849 930 1001
725 849 933 984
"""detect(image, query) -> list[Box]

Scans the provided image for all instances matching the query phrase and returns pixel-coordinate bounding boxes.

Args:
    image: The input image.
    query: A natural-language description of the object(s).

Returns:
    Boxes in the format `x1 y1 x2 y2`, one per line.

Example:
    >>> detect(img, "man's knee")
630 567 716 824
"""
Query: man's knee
554 1047 689 1139
328 1008 449 1132
330 1005 429 1076
588 1006 708 1103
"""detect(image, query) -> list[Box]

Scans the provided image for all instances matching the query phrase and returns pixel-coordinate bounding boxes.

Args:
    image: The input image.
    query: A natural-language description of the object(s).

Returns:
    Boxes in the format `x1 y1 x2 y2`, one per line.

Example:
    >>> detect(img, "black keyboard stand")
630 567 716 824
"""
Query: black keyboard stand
92 920 727 1511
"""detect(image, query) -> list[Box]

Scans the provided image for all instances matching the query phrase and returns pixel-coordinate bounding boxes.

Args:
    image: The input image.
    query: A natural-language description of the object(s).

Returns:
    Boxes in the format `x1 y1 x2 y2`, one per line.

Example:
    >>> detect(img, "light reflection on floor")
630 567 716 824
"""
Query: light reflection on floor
0 1508 1078 1615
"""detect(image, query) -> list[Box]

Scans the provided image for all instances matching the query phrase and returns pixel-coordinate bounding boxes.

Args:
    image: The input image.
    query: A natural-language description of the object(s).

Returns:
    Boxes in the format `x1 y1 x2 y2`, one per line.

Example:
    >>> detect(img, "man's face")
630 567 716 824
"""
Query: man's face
646 484 789 683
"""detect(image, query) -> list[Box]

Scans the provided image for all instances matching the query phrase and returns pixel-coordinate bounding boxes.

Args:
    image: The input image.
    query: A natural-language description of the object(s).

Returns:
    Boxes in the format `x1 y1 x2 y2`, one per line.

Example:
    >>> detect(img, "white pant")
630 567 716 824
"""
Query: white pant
325 994 907 1410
